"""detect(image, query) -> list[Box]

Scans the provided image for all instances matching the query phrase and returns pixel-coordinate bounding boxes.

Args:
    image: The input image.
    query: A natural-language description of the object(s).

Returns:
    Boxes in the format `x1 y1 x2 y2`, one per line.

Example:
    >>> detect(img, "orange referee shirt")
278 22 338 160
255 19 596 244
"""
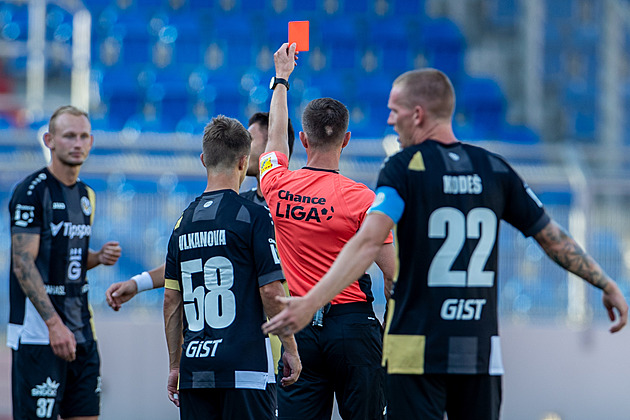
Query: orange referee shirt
260 151 393 305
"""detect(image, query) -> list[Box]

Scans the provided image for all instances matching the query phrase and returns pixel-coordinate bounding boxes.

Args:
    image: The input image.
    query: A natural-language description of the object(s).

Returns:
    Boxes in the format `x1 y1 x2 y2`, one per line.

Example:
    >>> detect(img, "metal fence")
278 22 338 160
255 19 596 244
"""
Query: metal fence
1 130 629 333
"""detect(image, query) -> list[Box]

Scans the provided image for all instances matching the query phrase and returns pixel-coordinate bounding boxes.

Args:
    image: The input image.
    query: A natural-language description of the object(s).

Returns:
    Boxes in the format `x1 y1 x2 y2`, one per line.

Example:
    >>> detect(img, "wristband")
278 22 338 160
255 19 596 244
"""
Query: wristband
132 271 153 293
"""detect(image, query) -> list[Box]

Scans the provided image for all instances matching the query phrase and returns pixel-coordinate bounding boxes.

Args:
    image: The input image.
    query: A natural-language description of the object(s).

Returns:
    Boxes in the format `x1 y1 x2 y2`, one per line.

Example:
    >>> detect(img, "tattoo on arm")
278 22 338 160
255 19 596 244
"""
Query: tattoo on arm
535 222 609 290
12 233 57 321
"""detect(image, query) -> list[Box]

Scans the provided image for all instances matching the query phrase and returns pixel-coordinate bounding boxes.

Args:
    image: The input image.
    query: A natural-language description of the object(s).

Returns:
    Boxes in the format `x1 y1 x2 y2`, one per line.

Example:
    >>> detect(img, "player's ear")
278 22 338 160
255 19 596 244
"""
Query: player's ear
299 131 308 149
414 105 425 126
238 154 249 171
43 132 54 149
341 131 351 149
200 153 207 168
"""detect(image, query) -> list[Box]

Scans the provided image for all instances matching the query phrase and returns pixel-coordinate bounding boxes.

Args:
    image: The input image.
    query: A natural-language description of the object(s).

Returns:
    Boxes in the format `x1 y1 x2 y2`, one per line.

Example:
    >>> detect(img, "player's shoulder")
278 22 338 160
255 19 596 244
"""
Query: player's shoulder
76 178 94 194
11 168 50 200
461 143 513 174
234 193 271 220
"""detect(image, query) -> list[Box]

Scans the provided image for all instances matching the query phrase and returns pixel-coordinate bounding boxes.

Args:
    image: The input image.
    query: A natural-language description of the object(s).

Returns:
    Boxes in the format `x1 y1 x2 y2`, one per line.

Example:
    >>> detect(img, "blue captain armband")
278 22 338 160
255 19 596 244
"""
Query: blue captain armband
367 186 405 224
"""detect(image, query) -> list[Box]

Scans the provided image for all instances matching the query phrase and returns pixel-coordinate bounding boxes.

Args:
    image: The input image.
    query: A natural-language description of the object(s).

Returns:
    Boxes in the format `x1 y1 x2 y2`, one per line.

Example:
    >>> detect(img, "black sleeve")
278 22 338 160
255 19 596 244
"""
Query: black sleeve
9 180 43 234
500 158 550 237
164 218 181 283
251 208 284 288
376 152 409 201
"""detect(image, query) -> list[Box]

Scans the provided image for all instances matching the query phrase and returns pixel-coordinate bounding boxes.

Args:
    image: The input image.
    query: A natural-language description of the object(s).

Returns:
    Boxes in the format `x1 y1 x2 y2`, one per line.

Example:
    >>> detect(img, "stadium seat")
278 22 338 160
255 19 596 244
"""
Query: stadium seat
392 0 425 16
498 124 540 144
457 77 506 136
320 17 360 70
367 18 412 73
420 18 465 81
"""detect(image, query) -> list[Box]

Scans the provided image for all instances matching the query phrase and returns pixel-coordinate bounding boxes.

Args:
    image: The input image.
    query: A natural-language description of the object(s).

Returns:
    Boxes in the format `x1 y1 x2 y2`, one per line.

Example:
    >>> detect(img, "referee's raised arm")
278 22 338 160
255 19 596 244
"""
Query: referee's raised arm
265 42 297 157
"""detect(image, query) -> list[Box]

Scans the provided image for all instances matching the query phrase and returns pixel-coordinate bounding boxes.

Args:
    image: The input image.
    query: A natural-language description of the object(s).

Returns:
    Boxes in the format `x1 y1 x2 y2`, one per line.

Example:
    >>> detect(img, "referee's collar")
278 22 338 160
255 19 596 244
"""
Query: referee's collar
302 166 339 174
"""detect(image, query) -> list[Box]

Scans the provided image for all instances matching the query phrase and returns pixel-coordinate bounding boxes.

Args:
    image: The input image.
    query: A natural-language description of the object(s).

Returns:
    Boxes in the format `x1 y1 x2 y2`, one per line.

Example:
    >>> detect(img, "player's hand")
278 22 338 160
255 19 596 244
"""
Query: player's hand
274 42 298 80
46 315 77 362
280 346 301 387
167 368 180 407
262 296 317 336
106 279 138 311
602 280 628 333
97 241 121 266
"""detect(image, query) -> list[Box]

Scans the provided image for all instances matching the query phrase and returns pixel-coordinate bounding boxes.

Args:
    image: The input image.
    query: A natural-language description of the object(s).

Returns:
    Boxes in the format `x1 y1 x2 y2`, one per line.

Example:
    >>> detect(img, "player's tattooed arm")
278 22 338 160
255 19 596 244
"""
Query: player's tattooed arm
534 220 609 289
12 232 77 360
11 233 56 320
535 220 628 333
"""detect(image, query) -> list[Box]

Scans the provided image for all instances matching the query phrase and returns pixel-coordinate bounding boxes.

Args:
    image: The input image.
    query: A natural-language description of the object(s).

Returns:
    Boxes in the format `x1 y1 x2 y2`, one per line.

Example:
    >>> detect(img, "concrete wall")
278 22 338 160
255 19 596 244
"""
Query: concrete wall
2 318 629 420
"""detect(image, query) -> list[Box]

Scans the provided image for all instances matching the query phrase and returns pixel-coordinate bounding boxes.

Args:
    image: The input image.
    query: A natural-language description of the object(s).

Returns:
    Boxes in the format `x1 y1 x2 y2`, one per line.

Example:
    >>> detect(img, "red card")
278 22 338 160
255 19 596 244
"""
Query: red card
289 21 309 52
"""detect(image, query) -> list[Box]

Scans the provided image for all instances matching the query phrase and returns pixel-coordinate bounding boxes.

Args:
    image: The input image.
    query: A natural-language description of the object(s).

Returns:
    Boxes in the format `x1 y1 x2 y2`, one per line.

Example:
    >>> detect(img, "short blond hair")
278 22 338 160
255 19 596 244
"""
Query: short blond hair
48 105 89 134
393 69 455 120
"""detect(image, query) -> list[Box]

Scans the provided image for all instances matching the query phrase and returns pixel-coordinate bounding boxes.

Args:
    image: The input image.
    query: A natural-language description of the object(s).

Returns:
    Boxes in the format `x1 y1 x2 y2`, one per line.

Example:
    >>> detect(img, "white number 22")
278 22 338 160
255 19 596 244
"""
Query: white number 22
428 207 497 287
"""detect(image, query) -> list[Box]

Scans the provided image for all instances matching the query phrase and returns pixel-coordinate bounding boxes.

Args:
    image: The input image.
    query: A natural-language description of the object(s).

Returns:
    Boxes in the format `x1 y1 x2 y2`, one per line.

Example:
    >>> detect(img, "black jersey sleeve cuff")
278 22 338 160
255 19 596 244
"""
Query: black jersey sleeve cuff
522 212 551 237
11 226 41 234
258 269 285 287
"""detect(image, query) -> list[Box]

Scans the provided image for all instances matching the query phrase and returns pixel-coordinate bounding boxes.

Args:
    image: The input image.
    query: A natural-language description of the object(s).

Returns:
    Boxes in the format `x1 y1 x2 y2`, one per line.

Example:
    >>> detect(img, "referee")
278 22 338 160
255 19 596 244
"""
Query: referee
260 43 396 420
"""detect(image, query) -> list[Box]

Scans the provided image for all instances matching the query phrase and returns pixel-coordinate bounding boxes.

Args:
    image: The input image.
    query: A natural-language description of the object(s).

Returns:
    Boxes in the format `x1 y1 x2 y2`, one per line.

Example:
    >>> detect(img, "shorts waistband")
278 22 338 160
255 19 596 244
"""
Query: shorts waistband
325 302 374 317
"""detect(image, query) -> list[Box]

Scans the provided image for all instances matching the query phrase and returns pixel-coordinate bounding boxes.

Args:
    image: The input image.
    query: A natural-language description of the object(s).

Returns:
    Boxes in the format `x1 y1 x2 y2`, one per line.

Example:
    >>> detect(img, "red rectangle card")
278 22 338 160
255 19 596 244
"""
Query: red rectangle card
288 21 309 52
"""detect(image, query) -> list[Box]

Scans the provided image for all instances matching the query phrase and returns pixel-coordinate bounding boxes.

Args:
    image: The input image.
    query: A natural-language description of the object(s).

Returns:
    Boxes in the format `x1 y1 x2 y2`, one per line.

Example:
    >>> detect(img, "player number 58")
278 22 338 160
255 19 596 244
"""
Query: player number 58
181 257 236 330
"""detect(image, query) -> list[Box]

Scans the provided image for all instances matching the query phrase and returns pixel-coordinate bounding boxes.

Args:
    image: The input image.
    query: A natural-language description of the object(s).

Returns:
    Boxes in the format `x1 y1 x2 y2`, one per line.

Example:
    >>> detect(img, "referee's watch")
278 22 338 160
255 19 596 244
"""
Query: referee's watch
269 76 290 91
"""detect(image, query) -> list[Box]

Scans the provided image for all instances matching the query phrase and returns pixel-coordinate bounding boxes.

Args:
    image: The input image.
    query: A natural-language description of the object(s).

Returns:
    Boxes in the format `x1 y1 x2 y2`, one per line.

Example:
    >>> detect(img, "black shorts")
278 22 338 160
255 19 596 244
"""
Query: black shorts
277 302 386 420
12 340 101 420
179 384 276 420
387 373 502 420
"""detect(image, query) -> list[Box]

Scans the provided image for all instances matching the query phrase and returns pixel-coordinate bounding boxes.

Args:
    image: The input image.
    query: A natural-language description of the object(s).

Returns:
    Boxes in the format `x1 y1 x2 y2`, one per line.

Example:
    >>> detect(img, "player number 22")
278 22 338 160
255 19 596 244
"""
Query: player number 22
181 256 236 330
428 207 497 287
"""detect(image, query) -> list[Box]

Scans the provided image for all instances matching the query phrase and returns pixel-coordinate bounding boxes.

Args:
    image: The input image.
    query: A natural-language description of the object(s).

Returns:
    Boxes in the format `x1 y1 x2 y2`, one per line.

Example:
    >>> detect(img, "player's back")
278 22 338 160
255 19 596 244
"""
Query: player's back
165 189 280 390
379 140 548 375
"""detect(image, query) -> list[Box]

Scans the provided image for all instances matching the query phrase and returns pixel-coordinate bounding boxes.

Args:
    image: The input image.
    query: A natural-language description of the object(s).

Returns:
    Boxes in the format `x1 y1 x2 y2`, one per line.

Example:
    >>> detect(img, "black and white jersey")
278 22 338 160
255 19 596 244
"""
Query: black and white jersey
8 167 96 350
375 141 549 376
239 187 267 207
165 189 284 390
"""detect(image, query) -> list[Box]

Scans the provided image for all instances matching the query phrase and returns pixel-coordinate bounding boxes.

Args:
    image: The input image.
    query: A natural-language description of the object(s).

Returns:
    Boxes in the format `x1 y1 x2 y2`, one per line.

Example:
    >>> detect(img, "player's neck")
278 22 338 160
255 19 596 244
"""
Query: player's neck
415 123 458 146
205 171 240 194
47 160 81 186
304 151 340 172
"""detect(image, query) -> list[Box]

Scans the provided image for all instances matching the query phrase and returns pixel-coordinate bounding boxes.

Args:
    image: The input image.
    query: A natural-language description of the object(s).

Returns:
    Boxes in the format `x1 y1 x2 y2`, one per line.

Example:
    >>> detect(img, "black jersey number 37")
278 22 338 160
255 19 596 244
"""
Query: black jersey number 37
428 207 497 288
181 257 236 330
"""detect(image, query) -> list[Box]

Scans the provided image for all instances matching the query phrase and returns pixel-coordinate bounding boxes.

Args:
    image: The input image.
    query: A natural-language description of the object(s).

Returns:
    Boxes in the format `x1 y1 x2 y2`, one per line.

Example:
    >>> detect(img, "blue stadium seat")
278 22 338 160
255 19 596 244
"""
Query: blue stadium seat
101 67 142 129
320 17 360 70
420 18 465 81
340 0 370 14
289 0 320 14
457 77 506 136
498 124 540 144
486 0 519 28
368 18 412 73
392 0 425 16
546 0 574 20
